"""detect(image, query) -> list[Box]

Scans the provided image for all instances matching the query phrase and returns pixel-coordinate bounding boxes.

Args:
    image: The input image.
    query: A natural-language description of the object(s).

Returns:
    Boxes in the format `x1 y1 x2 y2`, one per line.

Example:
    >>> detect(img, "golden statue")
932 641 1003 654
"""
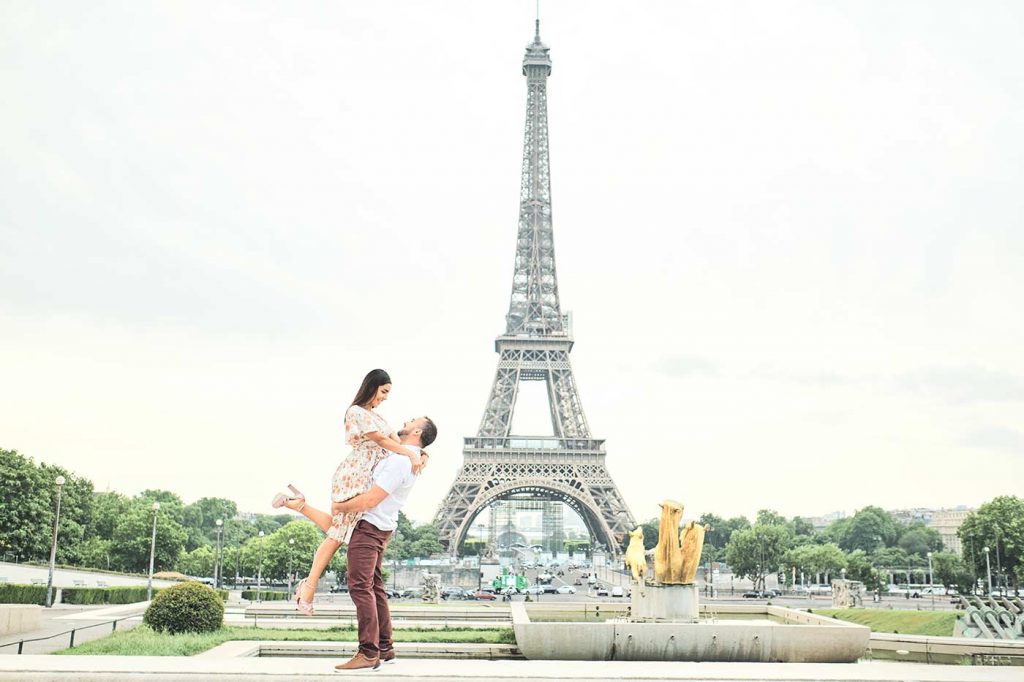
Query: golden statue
679 521 709 584
653 500 684 583
652 500 709 585
624 527 647 583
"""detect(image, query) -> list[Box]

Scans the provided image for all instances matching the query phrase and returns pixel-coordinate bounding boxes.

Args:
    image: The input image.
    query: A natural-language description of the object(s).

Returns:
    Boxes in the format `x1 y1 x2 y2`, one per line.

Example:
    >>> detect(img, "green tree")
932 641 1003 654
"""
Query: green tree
408 524 443 559
958 496 1024 592
179 545 216 578
110 498 187 573
845 549 885 592
38 463 94 565
897 524 943 557
77 537 113 570
833 506 899 553
639 517 661 551
86 491 130 541
932 551 974 595
725 523 792 591
784 543 847 582
756 509 787 527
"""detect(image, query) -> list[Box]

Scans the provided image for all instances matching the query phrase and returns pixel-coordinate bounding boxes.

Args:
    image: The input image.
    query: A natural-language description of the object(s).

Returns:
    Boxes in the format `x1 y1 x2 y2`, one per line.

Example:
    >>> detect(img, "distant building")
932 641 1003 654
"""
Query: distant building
888 508 935 526
809 511 845 532
928 507 974 556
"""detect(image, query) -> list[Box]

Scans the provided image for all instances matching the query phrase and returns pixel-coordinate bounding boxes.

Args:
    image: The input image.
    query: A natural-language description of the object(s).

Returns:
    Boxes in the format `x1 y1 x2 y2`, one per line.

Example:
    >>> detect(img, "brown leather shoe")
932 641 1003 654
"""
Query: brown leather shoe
379 647 396 664
334 652 380 671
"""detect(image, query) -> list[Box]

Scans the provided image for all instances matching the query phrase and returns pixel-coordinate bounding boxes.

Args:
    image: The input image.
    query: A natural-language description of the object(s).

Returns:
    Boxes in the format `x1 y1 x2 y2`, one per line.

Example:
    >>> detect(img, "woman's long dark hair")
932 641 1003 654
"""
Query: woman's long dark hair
352 369 392 408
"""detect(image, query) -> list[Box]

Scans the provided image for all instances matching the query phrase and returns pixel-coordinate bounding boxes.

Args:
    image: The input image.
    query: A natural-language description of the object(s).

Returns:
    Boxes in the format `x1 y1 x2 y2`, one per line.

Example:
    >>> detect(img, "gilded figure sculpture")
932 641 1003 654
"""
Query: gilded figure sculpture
624 527 647 582
651 500 709 585
678 521 709 584
653 500 684 583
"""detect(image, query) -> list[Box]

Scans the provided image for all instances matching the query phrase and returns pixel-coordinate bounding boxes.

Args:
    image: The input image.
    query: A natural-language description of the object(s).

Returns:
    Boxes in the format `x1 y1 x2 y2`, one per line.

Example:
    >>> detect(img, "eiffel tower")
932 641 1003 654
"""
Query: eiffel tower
433 21 636 556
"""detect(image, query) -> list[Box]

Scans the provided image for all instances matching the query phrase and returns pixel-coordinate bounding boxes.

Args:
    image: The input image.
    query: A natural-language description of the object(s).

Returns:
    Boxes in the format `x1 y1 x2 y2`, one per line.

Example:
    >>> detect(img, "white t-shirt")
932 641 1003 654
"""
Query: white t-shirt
360 447 420 532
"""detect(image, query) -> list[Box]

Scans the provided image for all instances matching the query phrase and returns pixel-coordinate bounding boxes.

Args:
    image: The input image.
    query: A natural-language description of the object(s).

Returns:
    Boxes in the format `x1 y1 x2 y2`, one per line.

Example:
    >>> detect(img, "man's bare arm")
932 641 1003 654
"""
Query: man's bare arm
332 485 390 515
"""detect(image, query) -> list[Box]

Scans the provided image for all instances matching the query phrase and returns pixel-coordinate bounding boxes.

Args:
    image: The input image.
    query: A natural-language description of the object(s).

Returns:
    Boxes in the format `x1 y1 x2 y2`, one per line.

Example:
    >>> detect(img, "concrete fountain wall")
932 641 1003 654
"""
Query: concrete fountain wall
511 602 870 663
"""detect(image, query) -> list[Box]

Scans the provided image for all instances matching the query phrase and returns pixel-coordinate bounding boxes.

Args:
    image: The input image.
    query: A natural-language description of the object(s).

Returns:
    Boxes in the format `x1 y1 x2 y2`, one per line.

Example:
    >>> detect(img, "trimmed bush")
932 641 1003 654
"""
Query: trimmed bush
143 582 224 635
63 586 151 605
241 589 291 601
0 583 48 605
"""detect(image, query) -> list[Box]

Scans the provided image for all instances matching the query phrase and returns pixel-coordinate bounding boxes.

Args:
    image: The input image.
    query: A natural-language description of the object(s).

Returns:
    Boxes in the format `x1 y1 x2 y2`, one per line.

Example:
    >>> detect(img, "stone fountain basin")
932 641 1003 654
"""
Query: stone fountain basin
511 602 869 663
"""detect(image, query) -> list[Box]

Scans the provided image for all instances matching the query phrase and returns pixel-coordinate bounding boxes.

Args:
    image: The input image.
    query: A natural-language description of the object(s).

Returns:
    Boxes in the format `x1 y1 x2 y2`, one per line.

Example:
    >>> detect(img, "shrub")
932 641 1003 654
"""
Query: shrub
143 582 224 634
241 589 291 601
63 586 152 605
0 583 48 605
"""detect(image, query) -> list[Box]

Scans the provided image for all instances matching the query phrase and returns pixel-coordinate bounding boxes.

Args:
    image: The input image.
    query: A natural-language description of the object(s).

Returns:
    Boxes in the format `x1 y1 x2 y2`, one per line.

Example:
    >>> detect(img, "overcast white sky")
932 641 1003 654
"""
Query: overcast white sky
2 1 1022 528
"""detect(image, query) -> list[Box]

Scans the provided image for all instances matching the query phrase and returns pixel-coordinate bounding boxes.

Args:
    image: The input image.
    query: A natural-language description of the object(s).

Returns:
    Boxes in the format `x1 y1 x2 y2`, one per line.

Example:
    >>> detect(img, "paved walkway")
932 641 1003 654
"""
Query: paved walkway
0 656 1018 681
0 604 144 655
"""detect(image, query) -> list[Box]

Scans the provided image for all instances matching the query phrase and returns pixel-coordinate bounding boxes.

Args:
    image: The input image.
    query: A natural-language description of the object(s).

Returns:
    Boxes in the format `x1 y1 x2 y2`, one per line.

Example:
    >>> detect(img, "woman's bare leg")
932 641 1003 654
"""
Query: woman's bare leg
285 498 333 533
298 536 342 602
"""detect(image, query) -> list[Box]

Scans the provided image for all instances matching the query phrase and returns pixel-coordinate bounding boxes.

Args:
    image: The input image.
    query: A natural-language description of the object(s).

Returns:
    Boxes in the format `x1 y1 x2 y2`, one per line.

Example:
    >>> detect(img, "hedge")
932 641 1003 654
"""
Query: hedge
0 583 228 606
241 589 291 601
62 586 152 605
0 583 48 605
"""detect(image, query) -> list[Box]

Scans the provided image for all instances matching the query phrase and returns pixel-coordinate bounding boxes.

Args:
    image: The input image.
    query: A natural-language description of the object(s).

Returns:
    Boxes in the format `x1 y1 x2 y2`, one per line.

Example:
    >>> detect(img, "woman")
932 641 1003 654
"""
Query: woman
272 369 421 614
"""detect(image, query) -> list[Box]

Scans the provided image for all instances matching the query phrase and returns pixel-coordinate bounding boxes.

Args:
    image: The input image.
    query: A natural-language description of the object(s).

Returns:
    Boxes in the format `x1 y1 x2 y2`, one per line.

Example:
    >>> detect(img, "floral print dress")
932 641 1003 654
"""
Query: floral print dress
327 404 395 543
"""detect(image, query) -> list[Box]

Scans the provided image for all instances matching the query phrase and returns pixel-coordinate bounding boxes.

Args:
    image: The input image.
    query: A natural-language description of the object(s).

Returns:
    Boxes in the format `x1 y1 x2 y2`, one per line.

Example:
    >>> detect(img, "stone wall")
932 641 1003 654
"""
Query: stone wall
388 566 481 591
0 605 41 636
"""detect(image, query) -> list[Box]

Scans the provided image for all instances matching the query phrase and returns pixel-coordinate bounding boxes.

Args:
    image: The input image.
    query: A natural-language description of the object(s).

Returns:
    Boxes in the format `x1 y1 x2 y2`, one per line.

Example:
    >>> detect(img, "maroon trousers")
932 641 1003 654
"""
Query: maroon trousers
347 520 393 657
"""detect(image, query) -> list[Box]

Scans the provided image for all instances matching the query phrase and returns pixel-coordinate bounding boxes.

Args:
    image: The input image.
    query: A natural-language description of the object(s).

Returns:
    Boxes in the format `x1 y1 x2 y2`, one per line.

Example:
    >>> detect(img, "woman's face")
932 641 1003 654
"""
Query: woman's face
370 383 392 408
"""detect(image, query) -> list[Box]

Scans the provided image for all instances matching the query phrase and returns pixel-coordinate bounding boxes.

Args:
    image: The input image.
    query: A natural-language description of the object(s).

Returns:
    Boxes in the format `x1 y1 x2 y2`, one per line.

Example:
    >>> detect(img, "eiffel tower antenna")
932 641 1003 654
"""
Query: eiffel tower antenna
433 22 636 557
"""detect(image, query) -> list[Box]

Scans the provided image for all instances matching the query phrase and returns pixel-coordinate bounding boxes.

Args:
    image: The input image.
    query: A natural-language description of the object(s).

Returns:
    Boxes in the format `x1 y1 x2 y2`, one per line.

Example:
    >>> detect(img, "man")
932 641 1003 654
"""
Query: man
331 415 437 671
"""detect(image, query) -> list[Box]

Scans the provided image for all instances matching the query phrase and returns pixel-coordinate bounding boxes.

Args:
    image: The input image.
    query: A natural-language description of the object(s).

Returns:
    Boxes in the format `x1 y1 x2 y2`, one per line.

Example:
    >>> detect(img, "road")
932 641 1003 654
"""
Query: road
0 561 178 589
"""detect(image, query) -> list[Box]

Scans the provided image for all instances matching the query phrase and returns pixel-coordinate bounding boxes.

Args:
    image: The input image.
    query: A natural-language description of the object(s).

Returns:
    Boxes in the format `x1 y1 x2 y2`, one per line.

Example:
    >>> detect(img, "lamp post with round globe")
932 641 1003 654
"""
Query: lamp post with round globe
287 538 296 596
147 502 161 600
983 546 992 595
215 519 224 589
45 475 66 608
256 531 265 602
926 551 934 610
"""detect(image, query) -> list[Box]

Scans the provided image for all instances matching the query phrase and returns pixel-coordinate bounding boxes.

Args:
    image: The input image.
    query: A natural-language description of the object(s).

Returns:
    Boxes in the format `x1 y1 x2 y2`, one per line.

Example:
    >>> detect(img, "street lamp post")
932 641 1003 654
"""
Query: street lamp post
215 519 224 589
257 531 265 603
287 538 295 596
147 502 161 600
45 475 66 608
983 546 992 595
927 551 934 610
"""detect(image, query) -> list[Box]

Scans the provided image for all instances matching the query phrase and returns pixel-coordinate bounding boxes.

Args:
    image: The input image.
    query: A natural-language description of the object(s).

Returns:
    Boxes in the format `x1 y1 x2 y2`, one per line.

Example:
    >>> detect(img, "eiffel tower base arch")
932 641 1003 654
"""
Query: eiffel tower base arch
456 482 620 557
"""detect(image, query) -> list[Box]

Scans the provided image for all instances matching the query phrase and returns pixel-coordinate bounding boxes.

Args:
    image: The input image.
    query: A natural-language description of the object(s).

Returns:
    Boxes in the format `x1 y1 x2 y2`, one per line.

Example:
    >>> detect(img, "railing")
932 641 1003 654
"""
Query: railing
464 437 605 451
0 617 128 654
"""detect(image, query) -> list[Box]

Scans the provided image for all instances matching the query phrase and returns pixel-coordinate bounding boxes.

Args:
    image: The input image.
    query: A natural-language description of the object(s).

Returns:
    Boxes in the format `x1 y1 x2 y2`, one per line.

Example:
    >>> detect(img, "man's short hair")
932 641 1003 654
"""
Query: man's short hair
421 417 437 447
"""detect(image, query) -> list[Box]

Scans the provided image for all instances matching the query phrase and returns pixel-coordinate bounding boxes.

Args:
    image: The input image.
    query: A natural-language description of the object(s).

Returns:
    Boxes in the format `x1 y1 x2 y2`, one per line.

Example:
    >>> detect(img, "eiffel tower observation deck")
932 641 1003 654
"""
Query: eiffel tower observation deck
434 21 636 557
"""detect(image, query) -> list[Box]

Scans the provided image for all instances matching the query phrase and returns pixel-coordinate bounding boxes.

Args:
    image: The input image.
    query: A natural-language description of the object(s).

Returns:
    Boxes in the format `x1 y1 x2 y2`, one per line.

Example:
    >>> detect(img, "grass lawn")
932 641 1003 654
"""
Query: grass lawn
55 625 516 656
813 608 959 636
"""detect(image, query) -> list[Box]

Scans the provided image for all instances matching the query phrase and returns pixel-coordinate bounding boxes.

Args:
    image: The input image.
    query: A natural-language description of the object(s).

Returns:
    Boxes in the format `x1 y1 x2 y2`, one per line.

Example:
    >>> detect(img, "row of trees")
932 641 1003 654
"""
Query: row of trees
634 498 1023 595
0 449 443 582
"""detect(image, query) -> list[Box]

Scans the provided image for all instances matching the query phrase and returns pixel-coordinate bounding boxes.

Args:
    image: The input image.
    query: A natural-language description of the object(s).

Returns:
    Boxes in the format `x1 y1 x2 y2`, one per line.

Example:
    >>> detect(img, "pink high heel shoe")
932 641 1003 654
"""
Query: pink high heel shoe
271 484 306 511
294 578 315 615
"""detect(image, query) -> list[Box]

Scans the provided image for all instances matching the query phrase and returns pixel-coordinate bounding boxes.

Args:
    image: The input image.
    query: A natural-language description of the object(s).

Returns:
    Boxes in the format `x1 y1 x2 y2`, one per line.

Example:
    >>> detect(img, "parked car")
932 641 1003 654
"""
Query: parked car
400 587 423 599
610 586 624 598
473 589 497 601
542 584 559 594
595 586 610 597
523 585 545 595
329 585 349 594
441 586 469 600
742 591 768 599
556 585 577 594
766 588 783 597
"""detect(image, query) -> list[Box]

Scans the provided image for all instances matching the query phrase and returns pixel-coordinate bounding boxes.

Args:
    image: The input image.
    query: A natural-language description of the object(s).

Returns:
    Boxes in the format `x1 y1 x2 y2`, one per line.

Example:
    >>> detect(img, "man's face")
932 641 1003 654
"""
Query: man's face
398 416 428 439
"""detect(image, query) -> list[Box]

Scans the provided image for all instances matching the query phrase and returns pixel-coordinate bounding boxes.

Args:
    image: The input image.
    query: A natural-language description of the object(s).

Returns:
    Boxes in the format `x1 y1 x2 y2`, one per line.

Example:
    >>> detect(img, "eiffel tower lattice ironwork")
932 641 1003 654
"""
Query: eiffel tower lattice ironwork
433 22 636 556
